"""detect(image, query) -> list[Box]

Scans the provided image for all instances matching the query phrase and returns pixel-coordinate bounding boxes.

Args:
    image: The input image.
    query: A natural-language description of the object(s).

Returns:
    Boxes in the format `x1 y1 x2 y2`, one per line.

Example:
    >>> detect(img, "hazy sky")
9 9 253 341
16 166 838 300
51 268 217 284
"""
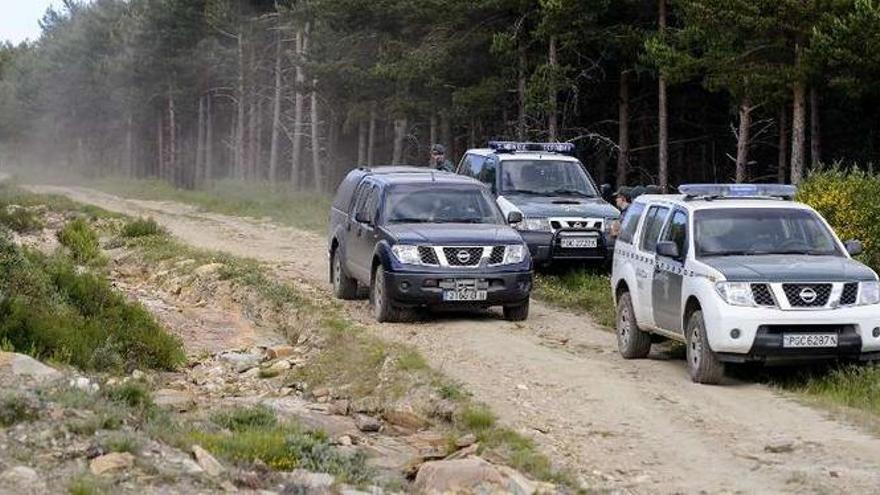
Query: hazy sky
0 0 63 44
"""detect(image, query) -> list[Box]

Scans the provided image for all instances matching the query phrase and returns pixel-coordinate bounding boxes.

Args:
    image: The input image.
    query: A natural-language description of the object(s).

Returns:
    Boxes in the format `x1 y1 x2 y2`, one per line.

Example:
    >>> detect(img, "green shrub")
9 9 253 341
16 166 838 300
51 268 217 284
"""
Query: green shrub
104 382 153 410
212 405 277 431
0 237 184 372
797 166 880 270
0 206 43 233
0 394 40 426
121 217 163 238
57 218 101 263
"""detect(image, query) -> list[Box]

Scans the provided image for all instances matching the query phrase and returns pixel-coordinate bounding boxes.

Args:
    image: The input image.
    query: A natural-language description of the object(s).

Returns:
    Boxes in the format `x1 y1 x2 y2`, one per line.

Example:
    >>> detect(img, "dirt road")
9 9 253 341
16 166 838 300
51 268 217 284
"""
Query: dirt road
29 185 880 494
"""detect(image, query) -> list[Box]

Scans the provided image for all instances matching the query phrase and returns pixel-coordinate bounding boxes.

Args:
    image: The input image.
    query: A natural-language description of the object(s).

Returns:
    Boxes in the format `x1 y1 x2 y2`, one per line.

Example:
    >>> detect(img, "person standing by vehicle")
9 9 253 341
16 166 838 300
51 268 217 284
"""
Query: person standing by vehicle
614 186 632 214
429 144 455 172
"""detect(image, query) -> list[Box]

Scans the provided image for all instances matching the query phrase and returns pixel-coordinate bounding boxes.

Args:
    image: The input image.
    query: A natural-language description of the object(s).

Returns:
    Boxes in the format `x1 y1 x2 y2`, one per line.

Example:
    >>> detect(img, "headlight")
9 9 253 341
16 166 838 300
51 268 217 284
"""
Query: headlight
502 245 527 264
859 281 880 305
391 245 422 265
515 217 551 232
715 282 755 307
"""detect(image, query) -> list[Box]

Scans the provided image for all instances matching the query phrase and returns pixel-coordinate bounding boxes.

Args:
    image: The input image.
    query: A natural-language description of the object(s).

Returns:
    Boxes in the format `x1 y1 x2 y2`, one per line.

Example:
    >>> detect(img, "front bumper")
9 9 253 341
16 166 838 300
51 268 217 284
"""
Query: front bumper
382 269 532 308
703 301 880 361
519 229 613 263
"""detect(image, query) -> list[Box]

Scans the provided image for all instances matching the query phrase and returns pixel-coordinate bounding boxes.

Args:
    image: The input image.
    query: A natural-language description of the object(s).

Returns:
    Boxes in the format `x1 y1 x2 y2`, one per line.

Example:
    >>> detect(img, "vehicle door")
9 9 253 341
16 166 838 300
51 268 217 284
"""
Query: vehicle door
634 204 670 326
347 181 380 282
652 209 688 333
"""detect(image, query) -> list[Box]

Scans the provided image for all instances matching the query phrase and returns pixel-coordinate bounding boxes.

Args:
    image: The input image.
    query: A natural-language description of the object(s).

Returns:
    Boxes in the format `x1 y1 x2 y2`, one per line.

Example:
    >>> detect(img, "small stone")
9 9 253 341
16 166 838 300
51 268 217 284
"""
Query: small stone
337 435 353 447
85 444 107 459
353 414 381 432
384 410 429 431
90 452 135 475
444 443 479 461
194 263 224 277
413 458 505 492
312 387 330 398
829 471 840 478
192 445 225 477
269 360 292 372
455 434 477 448
153 389 196 412
266 345 296 360
131 370 145 380
328 399 350 416
764 441 795 454
70 376 99 393
283 469 335 491
516 383 528 391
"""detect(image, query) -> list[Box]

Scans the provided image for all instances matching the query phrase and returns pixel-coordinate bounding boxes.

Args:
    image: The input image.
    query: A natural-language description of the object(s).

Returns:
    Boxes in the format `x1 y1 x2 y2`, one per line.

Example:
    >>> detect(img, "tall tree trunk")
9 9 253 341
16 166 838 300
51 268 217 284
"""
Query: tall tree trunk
205 94 214 187
367 103 377 166
269 26 283 186
617 69 630 187
196 96 206 186
429 113 437 149
392 118 407 165
357 119 367 166
517 41 527 141
236 33 247 180
310 79 321 191
547 36 558 141
778 105 788 184
167 85 176 185
735 98 752 183
810 86 821 167
255 98 264 180
157 114 164 179
125 113 134 177
440 113 451 157
291 27 306 189
657 0 669 191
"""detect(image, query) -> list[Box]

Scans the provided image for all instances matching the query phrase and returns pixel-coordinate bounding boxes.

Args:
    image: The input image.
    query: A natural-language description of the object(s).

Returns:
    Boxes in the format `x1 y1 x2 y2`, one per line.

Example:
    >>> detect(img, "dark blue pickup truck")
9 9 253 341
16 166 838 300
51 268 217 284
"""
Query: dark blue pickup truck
328 167 533 322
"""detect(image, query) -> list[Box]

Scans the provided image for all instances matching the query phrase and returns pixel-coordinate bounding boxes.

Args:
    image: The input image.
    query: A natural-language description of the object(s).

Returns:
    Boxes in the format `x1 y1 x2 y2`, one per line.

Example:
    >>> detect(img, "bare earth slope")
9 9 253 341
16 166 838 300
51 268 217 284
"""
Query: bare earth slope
29 184 880 494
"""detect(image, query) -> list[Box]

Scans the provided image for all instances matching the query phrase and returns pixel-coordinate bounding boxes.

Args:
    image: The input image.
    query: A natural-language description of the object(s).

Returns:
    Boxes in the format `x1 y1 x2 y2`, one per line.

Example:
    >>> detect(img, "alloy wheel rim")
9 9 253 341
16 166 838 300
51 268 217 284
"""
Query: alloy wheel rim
333 254 341 288
690 325 701 368
618 305 630 346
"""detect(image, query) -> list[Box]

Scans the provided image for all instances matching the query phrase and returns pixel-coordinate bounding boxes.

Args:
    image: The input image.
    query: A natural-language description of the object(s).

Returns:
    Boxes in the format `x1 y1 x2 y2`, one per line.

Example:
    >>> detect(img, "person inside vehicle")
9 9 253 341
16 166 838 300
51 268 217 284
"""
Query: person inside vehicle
429 144 455 172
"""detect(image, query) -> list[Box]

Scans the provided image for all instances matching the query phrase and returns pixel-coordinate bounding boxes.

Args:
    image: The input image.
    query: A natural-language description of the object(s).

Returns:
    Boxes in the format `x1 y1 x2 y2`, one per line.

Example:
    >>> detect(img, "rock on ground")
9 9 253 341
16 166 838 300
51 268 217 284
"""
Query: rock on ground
192 445 225 477
0 466 46 493
90 452 135 475
413 457 553 495
0 352 61 384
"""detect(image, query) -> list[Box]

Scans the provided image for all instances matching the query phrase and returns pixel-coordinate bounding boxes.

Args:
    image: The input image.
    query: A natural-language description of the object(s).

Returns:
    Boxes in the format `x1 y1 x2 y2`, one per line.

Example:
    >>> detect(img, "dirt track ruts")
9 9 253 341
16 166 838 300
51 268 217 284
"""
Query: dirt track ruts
28 184 880 494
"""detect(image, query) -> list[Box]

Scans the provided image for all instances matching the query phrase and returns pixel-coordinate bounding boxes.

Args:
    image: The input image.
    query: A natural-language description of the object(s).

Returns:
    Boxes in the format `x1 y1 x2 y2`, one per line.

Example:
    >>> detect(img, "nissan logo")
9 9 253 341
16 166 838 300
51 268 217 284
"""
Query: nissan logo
799 287 818 304
456 250 471 263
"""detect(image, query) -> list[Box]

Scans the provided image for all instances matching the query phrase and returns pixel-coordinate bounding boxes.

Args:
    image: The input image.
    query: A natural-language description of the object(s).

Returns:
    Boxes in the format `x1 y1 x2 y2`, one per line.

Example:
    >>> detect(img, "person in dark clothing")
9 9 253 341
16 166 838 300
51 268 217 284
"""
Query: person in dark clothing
429 144 455 172
614 186 633 213
645 184 663 194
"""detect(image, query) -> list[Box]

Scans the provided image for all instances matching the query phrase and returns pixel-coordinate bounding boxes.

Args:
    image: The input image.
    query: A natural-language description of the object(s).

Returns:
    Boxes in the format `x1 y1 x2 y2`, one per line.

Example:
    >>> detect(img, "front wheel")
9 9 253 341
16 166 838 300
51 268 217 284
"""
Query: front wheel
331 249 358 300
503 300 530 321
616 292 651 359
685 310 725 384
371 267 411 323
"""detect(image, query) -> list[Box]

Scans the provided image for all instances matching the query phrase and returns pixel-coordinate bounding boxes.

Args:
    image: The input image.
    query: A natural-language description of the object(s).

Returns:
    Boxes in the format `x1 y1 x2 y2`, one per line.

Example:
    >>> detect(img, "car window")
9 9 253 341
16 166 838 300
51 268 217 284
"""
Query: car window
458 154 485 179
363 186 380 223
661 209 688 258
498 160 597 197
352 182 373 220
618 202 645 244
479 158 496 189
640 205 670 252
383 186 504 225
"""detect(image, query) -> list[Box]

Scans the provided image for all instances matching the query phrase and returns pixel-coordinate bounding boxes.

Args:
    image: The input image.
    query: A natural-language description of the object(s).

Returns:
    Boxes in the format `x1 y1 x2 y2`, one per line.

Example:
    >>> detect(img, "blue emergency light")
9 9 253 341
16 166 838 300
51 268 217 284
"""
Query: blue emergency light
679 184 797 200
488 141 576 155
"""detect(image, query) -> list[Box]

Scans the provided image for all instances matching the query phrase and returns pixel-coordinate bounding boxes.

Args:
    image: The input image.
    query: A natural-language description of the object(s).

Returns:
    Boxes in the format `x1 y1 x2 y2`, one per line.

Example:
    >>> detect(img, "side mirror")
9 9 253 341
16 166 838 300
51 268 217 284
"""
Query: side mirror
656 240 681 259
845 240 863 256
507 211 523 224
355 210 371 225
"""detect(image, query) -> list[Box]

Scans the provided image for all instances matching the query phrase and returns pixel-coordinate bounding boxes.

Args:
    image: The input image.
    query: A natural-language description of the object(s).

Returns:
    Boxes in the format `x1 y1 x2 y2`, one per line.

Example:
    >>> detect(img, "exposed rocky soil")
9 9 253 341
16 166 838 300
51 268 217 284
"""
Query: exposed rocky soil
24 184 880 494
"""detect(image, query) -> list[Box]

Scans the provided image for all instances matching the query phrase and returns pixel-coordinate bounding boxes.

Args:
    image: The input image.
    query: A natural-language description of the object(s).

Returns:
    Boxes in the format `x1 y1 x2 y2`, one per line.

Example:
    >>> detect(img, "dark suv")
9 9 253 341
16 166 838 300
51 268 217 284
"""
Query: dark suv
328 167 533 322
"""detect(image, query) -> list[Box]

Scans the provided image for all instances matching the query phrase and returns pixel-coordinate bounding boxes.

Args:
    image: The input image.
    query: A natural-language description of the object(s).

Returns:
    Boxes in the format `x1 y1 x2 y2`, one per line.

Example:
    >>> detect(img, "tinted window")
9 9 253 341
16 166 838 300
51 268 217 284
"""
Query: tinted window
363 186 380 222
661 210 688 258
458 154 485 179
383 186 503 225
499 160 597 197
479 158 497 188
618 202 645 244
332 172 363 210
694 208 841 257
640 206 669 252
352 182 373 220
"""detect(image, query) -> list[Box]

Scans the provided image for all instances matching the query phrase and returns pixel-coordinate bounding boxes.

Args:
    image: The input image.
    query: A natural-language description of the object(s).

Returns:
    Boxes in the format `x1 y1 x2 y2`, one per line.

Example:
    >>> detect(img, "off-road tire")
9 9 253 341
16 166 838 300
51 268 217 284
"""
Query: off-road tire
616 292 651 359
371 266 412 323
685 310 725 384
331 249 358 300
503 299 530 321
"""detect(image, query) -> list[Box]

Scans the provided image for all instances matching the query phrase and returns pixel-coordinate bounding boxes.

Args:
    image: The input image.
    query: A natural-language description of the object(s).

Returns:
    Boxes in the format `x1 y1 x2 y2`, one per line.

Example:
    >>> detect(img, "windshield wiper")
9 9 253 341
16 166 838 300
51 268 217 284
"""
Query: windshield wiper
388 218 433 224
435 218 484 224
504 189 543 195
550 188 594 198
701 250 756 257
763 249 832 256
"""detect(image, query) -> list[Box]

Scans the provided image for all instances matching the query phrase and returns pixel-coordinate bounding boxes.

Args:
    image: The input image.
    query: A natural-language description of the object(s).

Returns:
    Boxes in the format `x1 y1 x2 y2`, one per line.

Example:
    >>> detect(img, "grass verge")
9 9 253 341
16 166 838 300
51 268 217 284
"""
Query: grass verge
534 267 616 329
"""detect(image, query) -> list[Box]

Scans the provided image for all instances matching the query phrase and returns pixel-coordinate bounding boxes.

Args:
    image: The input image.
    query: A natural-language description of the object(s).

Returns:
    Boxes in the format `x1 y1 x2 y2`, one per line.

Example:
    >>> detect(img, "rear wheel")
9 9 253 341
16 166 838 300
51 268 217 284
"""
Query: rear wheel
331 249 358 300
371 266 411 323
685 310 725 384
616 292 651 359
503 299 530 321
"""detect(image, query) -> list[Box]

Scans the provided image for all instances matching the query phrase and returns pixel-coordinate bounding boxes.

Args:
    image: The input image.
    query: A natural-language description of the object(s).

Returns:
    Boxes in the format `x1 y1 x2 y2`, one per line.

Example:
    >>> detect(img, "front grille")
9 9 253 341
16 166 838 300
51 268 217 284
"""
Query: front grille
840 282 859 306
488 246 505 265
443 247 483 266
549 219 603 231
418 246 439 265
782 283 832 307
751 284 776 307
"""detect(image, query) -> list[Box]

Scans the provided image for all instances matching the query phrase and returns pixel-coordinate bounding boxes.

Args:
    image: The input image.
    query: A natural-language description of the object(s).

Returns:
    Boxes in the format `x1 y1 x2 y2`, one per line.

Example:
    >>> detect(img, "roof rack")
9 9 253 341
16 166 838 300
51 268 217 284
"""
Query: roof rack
679 184 797 201
488 141 575 155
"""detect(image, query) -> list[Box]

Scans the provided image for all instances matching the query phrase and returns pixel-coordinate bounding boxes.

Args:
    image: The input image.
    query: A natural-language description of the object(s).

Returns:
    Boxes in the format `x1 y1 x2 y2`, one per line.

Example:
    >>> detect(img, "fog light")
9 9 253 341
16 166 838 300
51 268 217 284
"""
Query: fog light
873 327 880 338
730 328 741 339
399 281 410 291
423 279 438 288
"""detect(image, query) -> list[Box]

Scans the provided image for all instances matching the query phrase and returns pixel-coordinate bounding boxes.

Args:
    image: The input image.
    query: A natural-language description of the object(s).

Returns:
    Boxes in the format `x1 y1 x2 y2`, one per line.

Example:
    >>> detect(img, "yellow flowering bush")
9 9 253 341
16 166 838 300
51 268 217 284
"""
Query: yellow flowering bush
797 167 880 270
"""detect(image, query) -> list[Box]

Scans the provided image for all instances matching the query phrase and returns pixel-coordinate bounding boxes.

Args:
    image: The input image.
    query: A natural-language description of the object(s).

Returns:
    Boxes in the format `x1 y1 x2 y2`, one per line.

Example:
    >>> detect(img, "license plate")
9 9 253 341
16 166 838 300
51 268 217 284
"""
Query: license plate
443 289 488 301
782 333 838 348
560 237 598 249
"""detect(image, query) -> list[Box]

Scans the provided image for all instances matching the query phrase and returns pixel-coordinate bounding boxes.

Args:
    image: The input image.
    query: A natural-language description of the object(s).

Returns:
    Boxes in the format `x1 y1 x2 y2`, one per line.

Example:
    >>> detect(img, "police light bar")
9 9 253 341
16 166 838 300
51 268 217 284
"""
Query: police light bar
679 184 797 200
488 141 575 155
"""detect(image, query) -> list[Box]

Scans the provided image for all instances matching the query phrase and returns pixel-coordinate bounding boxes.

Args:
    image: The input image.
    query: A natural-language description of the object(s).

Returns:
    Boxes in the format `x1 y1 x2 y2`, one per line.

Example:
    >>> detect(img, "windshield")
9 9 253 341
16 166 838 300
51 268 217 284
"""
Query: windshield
383 186 504 225
499 160 598 197
695 208 842 257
